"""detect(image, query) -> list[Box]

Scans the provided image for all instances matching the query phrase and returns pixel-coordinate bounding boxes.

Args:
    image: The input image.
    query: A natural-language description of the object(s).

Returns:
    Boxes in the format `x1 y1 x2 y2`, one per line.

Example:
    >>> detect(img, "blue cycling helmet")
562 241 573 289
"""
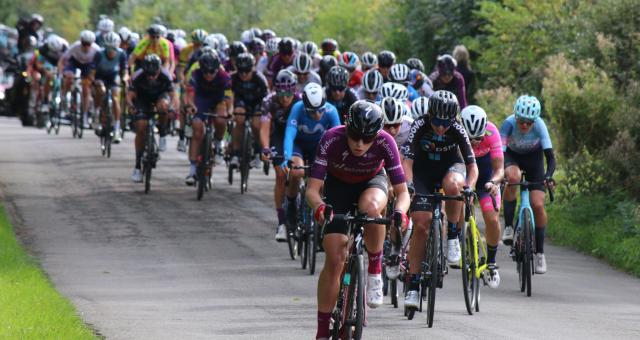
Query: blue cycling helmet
513 95 541 120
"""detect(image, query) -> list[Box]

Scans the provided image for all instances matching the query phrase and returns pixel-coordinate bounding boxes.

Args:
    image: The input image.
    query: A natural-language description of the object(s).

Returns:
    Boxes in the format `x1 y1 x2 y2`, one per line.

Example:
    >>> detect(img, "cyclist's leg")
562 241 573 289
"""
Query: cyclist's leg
133 106 148 170
443 163 466 239
476 154 502 264
110 78 121 129
212 102 227 150
80 66 92 122
271 136 287 227
155 95 170 148
407 176 434 293
522 149 547 255
231 104 246 155
284 154 304 224
503 149 521 238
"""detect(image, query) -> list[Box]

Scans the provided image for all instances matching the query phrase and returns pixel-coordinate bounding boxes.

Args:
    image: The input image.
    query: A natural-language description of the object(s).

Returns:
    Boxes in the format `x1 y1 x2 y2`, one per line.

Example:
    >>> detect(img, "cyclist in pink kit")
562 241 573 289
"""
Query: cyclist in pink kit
460 105 504 288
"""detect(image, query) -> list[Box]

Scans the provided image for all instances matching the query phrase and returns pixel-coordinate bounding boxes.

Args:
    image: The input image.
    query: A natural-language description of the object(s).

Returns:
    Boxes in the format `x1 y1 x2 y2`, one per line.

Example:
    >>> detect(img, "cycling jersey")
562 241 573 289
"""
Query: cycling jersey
348 69 363 89
268 53 294 81
231 71 269 113
36 43 67 67
261 92 302 164
285 66 321 93
61 41 100 65
472 122 502 159
326 87 358 123
129 68 174 104
395 115 414 148
500 115 552 154
407 84 419 101
283 101 340 162
428 70 468 109
188 68 232 115
256 53 269 74
311 126 405 185
403 117 475 165
132 36 171 64
93 48 127 78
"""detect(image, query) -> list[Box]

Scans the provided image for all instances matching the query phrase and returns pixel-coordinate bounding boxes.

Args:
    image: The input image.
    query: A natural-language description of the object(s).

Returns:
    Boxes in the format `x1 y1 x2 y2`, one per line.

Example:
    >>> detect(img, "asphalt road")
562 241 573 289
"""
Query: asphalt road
1 117 639 340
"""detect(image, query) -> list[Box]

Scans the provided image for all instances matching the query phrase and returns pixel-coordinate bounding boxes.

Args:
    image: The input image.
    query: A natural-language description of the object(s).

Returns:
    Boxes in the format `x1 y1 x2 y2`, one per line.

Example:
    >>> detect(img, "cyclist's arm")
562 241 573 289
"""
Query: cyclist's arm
457 123 478 188
259 99 271 150
328 105 341 128
306 177 324 210
282 106 300 162
499 116 515 152
392 182 410 214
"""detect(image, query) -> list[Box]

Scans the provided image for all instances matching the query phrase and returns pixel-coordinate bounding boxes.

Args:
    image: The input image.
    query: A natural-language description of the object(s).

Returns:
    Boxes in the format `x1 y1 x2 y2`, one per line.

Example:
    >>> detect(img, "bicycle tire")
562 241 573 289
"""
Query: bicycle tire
144 128 154 194
76 88 83 138
240 127 251 194
228 163 233 185
523 209 533 297
344 254 364 340
196 143 206 201
460 220 474 315
391 278 398 308
286 222 297 260
309 218 317 275
427 218 440 328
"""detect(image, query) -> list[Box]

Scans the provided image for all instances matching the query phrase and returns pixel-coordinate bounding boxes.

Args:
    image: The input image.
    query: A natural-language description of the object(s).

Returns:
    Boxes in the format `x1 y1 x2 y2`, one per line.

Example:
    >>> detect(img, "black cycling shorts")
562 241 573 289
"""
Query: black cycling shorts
133 93 170 121
323 171 388 235
504 148 545 191
411 161 466 212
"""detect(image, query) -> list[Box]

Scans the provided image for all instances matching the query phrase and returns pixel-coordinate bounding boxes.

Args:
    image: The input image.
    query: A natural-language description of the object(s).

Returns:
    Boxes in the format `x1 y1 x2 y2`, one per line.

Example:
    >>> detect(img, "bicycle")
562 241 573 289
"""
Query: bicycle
327 207 391 340
46 74 62 135
459 190 498 315
384 212 411 309
406 185 464 327
140 110 159 194
227 112 256 194
68 69 83 139
119 79 129 139
195 112 229 200
504 175 554 297
289 163 319 274
99 86 114 158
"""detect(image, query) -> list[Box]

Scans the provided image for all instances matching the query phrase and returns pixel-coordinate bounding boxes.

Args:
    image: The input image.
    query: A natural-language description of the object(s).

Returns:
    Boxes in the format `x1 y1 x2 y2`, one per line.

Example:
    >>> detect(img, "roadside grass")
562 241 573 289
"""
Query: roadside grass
547 193 640 278
0 205 96 339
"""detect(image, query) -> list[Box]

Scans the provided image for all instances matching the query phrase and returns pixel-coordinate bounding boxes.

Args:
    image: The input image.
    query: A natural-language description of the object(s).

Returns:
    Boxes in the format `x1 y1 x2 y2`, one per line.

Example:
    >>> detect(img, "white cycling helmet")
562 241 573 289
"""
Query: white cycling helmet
361 51 377 68
203 34 219 50
97 18 114 33
130 32 140 44
80 30 96 44
381 97 404 125
46 34 64 53
380 82 408 101
302 83 326 110
390 63 410 83
301 41 318 56
118 27 131 42
411 96 429 119
266 37 280 54
103 31 121 49
293 53 312 73
362 69 383 93
155 24 167 37
461 105 488 138
211 33 228 50
240 29 254 45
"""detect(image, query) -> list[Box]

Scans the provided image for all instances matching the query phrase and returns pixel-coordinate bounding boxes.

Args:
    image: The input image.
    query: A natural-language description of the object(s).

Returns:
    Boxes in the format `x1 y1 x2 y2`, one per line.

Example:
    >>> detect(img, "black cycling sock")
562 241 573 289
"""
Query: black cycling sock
504 199 517 227
178 128 184 140
487 244 498 264
447 222 458 240
135 152 142 169
158 124 167 137
535 227 546 253
410 274 421 291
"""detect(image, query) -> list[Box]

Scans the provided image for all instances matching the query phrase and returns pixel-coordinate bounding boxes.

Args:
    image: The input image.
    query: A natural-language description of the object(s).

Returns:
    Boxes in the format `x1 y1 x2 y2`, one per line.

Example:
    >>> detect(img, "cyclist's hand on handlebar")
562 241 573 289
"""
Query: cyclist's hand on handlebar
261 147 271 161
392 209 409 233
545 177 556 191
314 203 333 225
484 181 499 197
183 104 196 115
280 159 290 173
463 186 474 204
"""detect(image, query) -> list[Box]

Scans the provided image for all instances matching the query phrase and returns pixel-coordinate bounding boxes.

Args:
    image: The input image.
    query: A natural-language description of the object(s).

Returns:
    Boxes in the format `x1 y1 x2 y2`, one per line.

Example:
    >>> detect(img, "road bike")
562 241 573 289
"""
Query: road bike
327 207 390 340
98 86 114 158
45 74 62 135
406 185 464 327
140 110 159 194
68 69 83 139
227 112 258 194
289 163 319 274
460 191 497 314
505 175 554 297
194 112 229 200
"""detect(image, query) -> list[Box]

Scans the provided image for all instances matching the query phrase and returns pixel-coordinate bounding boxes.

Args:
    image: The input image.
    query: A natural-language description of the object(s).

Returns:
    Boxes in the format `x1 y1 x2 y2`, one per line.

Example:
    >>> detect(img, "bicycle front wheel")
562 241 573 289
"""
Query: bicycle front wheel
426 218 440 327
240 128 251 194
460 220 477 315
523 209 533 297
344 254 365 340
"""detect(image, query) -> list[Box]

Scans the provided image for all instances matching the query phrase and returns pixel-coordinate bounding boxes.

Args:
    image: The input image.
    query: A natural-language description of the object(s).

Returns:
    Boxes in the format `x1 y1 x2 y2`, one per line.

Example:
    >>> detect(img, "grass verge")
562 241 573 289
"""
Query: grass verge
547 192 640 278
0 204 95 339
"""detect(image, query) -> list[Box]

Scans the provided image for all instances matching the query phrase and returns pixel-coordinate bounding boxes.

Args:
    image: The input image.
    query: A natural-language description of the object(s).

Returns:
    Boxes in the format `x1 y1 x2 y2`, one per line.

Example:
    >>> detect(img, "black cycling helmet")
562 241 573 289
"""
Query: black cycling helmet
250 27 262 40
247 37 266 55
261 29 276 42
166 31 176 43
235 53 255 72
142 54 162 76
428 90 460 120
436 54 457 76
278 37 295 55
346 100 384 139
406 57 425 72
321 38 338 54
199 52 220 73
377 50 396 68
326 66 349 89
229 41 247 59
147 25 161 37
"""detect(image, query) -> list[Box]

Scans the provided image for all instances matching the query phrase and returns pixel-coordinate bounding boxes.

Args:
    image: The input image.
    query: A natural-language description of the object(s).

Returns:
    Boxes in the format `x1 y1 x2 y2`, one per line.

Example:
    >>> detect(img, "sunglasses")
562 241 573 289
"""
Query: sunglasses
385 123 401 130
305 107 326 116
347 128 376 143
277 91 293 97
330 86 347 92
202 69 218 76
431 117 453 128
238 69 252 75
150 35 160 40
81 41 92 47
517 118 534 126
470 136 484 142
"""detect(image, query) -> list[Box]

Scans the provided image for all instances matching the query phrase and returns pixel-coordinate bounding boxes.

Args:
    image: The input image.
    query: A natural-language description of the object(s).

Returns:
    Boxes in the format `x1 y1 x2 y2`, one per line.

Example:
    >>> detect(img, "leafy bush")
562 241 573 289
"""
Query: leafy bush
474 86 515 125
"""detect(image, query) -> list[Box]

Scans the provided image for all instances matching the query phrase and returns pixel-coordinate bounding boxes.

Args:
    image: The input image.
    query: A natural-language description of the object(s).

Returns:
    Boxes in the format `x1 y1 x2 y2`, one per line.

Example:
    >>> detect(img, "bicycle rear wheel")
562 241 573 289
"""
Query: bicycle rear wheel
196 133 211 200
344 254 365 340
426 218 440 328
240 127 251 194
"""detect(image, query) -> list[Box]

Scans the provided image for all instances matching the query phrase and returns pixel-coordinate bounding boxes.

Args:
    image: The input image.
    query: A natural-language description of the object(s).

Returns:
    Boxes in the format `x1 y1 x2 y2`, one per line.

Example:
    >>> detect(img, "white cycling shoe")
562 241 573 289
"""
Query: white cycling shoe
158 137 167 152
177 139 186 152
486 263 500 289
366 274 383 308
502 225 515 246
250 153 262 168
131 168 143 183
275 224 287 242
535 253 547 274
404 290 419 309
447 238 461 265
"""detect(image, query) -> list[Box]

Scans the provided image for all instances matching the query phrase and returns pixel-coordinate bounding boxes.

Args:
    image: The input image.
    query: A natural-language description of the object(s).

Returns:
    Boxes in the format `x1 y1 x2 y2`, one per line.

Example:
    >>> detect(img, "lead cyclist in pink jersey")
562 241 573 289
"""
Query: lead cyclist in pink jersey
460 105 504 288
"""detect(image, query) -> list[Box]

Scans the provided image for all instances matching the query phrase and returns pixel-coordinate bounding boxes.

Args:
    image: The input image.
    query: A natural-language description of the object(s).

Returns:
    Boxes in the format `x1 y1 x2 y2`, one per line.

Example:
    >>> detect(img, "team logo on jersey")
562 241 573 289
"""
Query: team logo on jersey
420 138 435 152
299 123 326 134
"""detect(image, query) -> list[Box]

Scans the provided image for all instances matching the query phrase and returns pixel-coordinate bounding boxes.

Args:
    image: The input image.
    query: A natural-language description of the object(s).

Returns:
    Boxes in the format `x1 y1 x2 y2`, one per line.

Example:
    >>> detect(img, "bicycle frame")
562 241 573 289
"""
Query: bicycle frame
517 187 536 239
467 213 488 278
